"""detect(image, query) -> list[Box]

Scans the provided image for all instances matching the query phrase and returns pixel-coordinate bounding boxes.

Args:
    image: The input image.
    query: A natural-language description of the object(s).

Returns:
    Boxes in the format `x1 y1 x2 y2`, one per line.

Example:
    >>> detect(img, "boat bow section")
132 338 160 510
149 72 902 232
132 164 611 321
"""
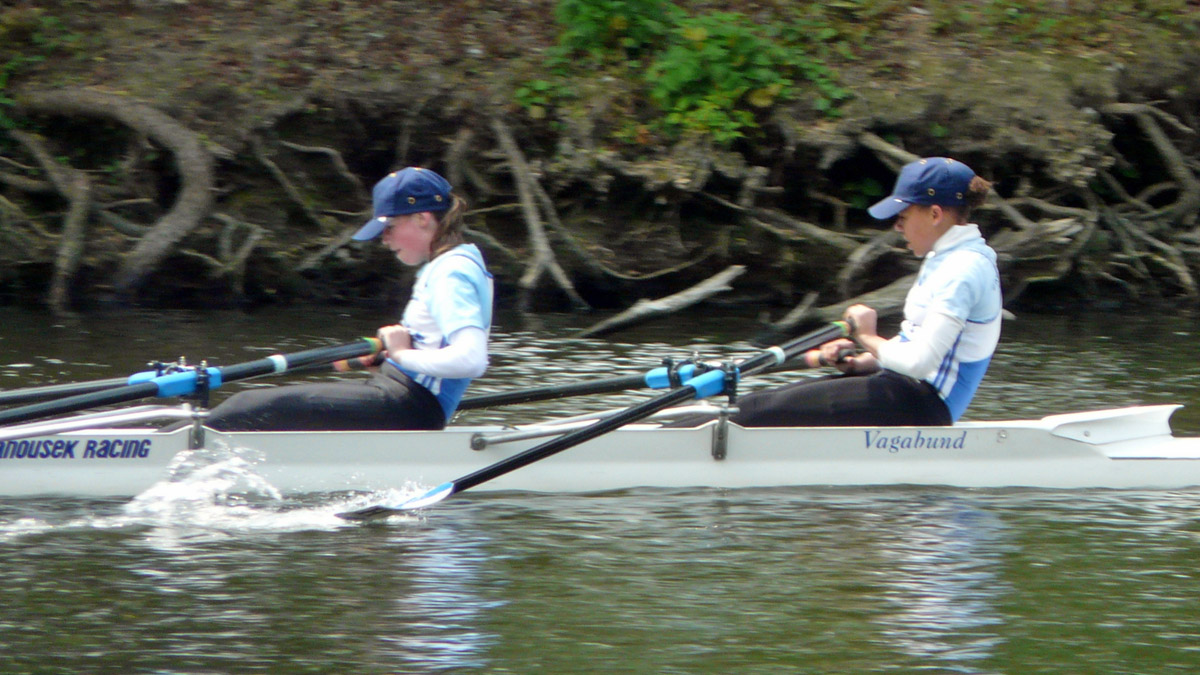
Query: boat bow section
1039 404 1181 444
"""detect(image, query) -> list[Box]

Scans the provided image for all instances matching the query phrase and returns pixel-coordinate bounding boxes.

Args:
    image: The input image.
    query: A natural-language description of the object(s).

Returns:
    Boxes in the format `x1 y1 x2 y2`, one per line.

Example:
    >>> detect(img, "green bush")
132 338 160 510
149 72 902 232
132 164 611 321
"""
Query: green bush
555 0 678 61
538 1 852 145
645 13 794 143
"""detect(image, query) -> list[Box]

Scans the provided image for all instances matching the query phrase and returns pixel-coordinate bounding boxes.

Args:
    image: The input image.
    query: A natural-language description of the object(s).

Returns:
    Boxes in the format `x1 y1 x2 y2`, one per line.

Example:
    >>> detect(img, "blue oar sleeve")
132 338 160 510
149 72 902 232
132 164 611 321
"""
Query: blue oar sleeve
643 363 697 389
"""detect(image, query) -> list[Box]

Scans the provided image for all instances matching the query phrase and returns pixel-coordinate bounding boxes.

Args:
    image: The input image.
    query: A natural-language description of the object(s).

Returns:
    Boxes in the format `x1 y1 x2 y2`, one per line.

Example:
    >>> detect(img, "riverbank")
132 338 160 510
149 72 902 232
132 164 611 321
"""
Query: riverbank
1 1 1198 319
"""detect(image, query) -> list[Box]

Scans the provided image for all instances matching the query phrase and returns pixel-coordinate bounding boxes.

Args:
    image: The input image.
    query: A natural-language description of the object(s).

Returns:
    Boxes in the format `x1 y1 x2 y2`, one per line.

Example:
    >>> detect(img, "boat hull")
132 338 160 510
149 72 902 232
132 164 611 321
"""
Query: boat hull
2 405 1199 497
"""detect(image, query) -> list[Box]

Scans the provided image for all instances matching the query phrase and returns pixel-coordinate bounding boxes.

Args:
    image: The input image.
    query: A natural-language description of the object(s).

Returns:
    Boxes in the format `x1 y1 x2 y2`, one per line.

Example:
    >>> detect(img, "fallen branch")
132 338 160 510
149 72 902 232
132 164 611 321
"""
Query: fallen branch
577 265 746 338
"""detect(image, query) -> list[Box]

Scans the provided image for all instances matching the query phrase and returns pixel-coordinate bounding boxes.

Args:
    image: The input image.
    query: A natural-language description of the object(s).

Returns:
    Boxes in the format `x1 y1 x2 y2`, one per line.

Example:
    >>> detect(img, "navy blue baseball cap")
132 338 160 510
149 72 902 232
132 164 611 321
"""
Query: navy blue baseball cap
868 157 976 220
353 167 452 240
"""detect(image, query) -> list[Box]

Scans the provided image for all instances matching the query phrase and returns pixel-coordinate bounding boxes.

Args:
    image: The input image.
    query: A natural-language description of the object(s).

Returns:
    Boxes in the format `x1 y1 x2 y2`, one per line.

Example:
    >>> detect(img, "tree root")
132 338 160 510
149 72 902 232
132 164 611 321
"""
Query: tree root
10 131 91 315
16 89 215 298
491 118 589 312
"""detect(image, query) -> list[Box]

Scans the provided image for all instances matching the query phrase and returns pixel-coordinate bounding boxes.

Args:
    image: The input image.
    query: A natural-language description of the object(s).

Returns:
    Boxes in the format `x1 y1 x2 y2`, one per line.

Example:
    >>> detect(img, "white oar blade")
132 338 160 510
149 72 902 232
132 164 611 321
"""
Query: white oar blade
336 481 456 522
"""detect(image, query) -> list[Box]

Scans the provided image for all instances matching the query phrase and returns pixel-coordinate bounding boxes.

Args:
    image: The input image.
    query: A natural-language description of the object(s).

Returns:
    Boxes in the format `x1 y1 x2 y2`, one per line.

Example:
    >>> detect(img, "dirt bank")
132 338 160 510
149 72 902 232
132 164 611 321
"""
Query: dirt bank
1 1 1199 328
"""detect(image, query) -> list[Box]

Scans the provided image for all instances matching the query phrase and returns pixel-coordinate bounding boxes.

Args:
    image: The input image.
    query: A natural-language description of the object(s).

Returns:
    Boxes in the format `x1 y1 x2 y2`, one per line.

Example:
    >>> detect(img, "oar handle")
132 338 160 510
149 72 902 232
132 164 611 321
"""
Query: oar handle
217 338 383 383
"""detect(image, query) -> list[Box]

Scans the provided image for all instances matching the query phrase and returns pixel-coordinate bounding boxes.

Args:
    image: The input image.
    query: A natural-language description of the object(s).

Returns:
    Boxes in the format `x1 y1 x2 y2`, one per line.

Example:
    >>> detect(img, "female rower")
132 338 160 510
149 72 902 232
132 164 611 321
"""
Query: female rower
729 157 1001 427
205 167 493 431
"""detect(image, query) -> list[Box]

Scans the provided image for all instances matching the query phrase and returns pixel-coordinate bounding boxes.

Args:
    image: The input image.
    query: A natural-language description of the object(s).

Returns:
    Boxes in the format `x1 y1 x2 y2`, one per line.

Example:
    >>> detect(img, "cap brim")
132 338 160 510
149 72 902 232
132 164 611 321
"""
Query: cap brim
352 216 388 241
867 197 909 220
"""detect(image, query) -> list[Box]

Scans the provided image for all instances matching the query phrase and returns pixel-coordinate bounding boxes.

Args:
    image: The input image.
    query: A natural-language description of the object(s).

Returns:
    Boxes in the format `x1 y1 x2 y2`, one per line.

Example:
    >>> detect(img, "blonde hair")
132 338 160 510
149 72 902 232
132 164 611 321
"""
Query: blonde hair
429 193 468 258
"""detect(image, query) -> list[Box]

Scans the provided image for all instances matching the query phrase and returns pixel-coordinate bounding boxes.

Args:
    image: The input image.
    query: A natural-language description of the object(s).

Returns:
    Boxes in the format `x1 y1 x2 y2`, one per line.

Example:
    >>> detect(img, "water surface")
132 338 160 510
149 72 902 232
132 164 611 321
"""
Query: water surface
1 306 1199 673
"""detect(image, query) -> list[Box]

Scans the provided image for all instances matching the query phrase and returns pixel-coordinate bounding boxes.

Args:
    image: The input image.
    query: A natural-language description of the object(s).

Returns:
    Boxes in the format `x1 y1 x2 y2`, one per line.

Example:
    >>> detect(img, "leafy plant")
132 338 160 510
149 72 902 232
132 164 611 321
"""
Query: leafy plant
554 0 678 62
644 13 794 143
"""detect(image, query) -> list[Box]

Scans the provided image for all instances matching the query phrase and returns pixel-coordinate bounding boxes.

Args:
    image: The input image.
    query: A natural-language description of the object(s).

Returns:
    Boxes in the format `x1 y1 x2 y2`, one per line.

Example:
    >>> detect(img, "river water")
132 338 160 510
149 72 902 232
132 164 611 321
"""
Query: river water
1 306 1199 674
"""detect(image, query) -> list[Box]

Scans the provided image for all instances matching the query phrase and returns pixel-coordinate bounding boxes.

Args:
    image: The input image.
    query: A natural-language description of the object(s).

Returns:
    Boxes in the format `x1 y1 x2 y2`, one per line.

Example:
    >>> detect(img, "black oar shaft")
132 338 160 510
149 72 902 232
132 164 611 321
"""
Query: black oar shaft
0 377 131 407
0 338 382 426
0 382 162 426
459 374 648 410
738 321 849 377
217 340 382 381
454 382 703 494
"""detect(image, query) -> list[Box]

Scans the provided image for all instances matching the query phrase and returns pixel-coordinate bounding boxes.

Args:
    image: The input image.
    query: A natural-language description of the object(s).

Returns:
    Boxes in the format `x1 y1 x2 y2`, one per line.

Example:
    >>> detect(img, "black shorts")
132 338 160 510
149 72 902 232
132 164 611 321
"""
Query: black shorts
204 362 445 431
730 370 952 427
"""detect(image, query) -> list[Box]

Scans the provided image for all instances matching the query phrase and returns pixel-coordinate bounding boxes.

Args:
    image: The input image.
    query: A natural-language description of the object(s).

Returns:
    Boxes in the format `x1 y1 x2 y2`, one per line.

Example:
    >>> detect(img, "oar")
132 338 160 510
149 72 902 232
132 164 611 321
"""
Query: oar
0 338 382 426
0 350 386 409
456 344 854 411
338 321 849 521
458 362 704 410
0 376 133 407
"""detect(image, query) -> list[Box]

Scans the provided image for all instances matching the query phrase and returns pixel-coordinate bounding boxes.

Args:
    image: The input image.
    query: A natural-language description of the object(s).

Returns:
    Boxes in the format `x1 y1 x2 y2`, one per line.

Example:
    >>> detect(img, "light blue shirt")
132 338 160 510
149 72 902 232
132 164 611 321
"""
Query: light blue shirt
897 224 1001 421
392 244 493 419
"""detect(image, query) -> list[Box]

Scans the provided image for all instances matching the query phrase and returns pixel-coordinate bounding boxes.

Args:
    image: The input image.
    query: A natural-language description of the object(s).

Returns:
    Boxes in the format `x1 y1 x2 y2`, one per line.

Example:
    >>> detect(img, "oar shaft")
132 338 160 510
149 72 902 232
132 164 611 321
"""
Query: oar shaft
451 323 849 495
0 338 382 426
218 339 382 381
0 382 162 426
459 374 648 410
737 321 849 377
460 324 849 411
0 377 131 407
453 376 713 494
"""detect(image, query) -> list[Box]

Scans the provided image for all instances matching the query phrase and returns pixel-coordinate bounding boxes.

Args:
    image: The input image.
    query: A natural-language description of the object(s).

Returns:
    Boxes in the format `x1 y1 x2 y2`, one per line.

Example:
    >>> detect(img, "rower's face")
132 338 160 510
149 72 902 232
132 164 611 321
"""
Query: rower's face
381 212 435 266
893 204 946 257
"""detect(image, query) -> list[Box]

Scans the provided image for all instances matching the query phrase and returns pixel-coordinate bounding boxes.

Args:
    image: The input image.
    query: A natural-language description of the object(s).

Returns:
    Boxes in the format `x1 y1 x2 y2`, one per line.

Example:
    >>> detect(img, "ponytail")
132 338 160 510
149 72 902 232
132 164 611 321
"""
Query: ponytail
430 194 468 258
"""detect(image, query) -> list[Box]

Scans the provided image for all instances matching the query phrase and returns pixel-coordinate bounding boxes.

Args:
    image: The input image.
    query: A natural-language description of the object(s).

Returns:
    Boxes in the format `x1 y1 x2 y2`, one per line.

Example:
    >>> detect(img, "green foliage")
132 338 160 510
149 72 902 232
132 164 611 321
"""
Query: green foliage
538 1 857 146
645 13 794 143
554 0 677 62
514 79 569 121
841 177 886 210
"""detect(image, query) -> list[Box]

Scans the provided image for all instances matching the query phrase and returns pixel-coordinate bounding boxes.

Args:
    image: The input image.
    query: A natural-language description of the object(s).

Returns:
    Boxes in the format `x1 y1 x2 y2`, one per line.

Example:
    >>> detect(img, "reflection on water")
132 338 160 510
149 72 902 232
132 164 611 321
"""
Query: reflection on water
871 496 1010 670
3 487 1200 672
2 307 1200 672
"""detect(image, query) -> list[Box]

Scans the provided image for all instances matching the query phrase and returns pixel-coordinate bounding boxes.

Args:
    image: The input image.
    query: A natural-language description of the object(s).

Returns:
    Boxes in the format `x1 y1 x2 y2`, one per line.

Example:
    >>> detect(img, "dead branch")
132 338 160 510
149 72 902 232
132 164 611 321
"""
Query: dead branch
491 117 590 312
211 212 265 296
757 290 819 342
17 89 215 297
578 265 746 338
1106 211 1198 298
698 191 860 253
278 140 370 202
809 273 916 325
836 229 905 298
1100 104 1200 226
0 171 53 193
250 136 328 230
